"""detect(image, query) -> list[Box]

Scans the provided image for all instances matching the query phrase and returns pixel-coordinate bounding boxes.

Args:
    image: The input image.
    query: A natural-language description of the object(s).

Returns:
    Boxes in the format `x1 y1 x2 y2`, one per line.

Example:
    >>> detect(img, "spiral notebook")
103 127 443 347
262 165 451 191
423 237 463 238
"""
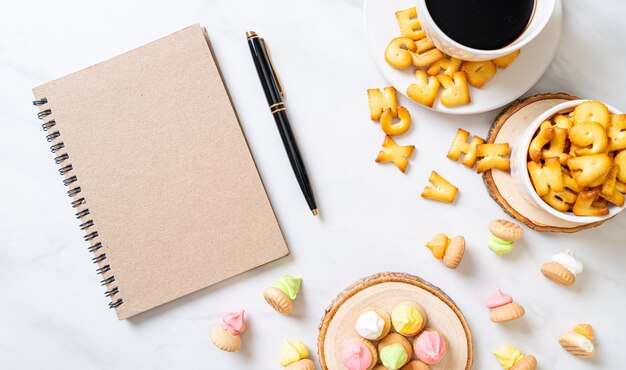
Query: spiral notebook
31 25 289 320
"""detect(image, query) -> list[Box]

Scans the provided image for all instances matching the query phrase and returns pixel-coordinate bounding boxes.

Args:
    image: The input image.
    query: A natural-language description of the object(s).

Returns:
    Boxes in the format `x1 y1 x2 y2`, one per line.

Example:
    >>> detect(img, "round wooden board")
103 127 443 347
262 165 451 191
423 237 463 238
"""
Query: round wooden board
318 272 472 370
482 93 612 233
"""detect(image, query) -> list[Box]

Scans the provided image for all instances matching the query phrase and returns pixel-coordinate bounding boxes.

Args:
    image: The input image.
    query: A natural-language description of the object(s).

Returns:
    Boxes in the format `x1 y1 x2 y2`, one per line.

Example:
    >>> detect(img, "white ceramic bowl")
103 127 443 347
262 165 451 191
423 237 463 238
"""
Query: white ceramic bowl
415 0 556 61
510 99 625 224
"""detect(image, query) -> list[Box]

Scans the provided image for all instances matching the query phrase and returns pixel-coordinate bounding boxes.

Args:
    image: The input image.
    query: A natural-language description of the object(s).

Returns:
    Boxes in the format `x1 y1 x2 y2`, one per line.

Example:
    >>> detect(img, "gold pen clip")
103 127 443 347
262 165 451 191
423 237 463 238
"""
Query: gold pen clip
260 38 285 98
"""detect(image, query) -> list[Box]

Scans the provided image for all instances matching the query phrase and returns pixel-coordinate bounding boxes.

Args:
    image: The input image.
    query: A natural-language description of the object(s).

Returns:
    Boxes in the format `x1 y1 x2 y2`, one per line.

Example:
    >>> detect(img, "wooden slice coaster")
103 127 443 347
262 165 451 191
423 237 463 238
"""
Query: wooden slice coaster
318 272 472 370
483 93 611 233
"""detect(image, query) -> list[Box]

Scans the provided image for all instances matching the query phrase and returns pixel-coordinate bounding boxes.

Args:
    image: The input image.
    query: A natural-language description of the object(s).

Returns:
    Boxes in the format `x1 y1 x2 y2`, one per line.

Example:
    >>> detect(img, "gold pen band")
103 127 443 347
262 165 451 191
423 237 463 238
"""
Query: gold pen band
271 107 286 114
269 102 284 109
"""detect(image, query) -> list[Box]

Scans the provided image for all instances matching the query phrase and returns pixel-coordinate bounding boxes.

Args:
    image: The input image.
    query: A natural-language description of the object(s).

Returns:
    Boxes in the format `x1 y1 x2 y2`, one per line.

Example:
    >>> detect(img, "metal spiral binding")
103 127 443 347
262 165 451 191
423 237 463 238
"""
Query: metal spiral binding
33 97 123 310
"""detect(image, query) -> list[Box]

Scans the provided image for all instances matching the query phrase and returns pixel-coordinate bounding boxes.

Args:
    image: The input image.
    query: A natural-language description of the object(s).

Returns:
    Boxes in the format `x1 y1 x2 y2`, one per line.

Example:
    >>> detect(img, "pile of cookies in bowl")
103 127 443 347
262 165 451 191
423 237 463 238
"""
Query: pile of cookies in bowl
342 301 446 370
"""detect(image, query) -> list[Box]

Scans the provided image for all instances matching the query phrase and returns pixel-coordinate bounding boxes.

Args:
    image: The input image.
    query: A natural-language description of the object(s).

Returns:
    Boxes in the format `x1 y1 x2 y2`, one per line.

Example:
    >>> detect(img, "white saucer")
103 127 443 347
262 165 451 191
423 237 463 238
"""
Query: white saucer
364 0 563 114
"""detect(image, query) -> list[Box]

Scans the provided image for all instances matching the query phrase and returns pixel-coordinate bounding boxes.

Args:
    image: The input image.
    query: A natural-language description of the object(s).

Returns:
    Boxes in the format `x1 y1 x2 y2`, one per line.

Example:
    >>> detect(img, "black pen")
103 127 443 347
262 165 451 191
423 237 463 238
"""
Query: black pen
246 31 319 216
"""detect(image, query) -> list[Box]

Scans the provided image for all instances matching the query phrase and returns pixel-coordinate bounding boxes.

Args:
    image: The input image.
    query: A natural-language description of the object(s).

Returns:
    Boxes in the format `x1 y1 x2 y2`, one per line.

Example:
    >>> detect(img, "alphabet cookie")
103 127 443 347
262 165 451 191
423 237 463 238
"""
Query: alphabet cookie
406 70 440 108
476 143 511 173
380 106 411 136
447 128 485 168
436 72 470 107
421 171 458 203
460 60 496 88
375 136 415 172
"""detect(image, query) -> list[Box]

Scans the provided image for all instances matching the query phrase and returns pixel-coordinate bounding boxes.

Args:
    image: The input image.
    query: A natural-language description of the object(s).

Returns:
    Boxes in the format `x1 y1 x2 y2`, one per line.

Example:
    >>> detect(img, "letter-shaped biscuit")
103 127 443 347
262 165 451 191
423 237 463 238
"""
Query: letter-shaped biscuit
553 114 573 130
411 37 444 67
436 72 470 107
600 165 625 206
447 128 485 168
380 106 411 136
385 37 417 69
569 122 608 156
476 143 510 174
375 135 415 172
542 126 571 164
616 179 626 193
567 154 612 188
608 114 626 151
616 150 626 183
527 157 565 196
421 170 458 203
460 60 497 88
573 101 610 128
426 56 462 76
541 188 578 212
492 50 520 69
367 87 398 120
562 168 581 193
572 189 609 216
529 121 555 162
395 7 426 40
406 70 440 108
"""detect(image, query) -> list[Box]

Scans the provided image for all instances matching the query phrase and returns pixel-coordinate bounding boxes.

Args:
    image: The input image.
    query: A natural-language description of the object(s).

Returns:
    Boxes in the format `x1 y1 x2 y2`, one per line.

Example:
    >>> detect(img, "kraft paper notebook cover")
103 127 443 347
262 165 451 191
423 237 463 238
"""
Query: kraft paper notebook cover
32 25 289 320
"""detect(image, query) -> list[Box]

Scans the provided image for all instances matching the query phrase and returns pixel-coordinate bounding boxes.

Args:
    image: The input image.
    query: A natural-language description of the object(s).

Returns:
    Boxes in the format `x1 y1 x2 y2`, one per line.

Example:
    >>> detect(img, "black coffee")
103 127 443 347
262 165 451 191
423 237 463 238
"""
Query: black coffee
425 0 535 50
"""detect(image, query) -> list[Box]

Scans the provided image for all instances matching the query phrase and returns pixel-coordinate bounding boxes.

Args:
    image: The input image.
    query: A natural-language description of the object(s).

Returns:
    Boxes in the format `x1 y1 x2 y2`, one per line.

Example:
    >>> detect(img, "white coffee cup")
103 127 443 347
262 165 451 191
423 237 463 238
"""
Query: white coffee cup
415 0 556 61
510 99 625 224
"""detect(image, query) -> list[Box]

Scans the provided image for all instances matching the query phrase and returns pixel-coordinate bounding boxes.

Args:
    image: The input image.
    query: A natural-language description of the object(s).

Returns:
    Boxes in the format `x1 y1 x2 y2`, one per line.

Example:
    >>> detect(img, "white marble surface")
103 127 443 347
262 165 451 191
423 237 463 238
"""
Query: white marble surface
1 1 625 369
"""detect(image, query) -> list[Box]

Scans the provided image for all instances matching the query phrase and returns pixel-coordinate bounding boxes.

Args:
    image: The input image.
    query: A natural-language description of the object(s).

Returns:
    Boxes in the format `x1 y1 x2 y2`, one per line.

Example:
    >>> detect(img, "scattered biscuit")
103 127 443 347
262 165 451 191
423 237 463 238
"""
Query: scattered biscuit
492 50 521 69
426 56 462 76
407 70 441 107
376 136 415 172
493 345 536 370
421 171 458 203
412 37 444 67
541 249 583 287
425 234 465 269
385 37 417 69
447 128 485 168
380 106 411 136
560 324 595 359
264 275 302 315
486 289 525 323
395 7 426 41
436 72 470 107
476 143 510 173
210 309 246 352
460 60 497 88
368 87 398 120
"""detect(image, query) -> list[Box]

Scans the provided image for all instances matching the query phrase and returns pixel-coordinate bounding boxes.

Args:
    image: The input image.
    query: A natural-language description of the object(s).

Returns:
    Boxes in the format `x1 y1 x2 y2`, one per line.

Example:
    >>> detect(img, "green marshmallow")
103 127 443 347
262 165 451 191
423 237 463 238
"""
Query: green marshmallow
274 275 302 300
380 343 408 370
488 235 514 256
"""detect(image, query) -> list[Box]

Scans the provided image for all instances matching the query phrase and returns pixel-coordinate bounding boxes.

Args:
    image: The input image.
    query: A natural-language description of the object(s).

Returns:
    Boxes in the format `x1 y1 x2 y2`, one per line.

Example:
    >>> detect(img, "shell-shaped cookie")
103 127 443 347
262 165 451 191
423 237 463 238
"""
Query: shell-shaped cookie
489 219 524 241
541 262 576 287
284 359 315 370
490 302 525 323
283 358 315 370
511 355 537 370
379 332 414 360
210 326 241 352
401 360 432 370
352 337 379 370
559 332 595 359
443 236 465 269
263 287 293 315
